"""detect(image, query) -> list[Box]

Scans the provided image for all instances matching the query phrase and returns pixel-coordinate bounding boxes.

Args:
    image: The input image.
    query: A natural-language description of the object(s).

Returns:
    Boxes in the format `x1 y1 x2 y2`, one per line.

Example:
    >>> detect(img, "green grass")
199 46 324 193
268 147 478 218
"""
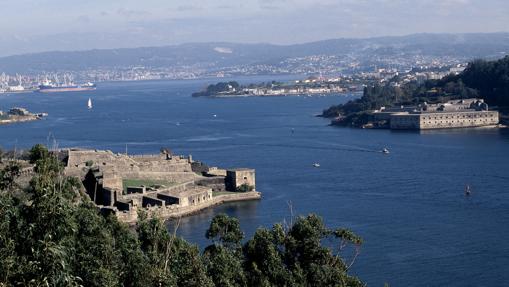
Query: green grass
122 179 176 194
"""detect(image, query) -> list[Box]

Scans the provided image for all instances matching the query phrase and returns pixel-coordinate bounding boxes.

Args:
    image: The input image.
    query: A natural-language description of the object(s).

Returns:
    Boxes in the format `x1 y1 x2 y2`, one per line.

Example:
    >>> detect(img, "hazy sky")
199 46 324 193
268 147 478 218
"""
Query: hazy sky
0 0 508 56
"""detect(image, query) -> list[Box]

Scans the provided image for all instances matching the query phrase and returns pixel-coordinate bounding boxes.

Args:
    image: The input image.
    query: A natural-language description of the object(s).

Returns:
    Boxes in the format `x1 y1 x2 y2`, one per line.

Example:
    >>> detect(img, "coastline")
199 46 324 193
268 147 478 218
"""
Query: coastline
0 115 41 125
208 92 353 98
328 118 507 130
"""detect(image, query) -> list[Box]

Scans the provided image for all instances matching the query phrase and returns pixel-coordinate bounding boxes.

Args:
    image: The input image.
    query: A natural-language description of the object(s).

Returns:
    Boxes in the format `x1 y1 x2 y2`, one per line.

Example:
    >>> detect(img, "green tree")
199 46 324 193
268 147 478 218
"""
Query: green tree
0 162 21 190
137 213 213 287
286 215 363 287
244 225 297 286
0 192 20 284
203 245 247 287
204 214 247 286
0 144 366 287
28 144 49 164
205 213 244 248
72 203 122 286
16 156 81 286
105 215 150 287
243 214 363 287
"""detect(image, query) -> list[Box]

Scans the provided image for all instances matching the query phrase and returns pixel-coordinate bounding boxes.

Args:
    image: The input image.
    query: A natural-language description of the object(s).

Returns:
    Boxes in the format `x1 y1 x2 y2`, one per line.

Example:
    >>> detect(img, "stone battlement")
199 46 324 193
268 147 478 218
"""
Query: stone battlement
390 110 499 130
373 98 500 130
115 191 261 224
65 148 259 223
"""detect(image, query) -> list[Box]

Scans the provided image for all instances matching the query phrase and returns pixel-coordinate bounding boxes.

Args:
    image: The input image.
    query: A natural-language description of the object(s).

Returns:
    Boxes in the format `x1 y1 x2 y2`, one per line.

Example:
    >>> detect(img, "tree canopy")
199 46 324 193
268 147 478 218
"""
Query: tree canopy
0 144 364 286
192 81 241 97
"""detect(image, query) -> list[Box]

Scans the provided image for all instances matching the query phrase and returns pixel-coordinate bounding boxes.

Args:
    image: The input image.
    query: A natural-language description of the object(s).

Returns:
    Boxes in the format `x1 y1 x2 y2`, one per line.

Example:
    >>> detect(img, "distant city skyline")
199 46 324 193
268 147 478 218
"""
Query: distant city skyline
0 0 508 56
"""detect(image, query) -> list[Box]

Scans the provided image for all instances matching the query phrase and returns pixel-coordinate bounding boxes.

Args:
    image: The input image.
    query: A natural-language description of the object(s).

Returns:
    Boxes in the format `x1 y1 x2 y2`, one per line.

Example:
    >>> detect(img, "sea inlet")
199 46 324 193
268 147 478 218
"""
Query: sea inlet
1 76 509 286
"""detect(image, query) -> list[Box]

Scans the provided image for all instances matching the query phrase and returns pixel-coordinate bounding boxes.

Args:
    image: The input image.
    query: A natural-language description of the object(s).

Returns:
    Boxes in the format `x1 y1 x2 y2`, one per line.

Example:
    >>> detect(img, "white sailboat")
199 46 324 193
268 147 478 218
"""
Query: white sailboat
87 98 93 110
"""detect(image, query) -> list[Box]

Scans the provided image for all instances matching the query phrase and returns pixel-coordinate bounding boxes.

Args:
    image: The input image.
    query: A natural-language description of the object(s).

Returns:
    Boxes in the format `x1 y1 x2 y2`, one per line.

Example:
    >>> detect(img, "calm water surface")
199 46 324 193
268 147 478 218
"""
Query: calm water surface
1 78 509 286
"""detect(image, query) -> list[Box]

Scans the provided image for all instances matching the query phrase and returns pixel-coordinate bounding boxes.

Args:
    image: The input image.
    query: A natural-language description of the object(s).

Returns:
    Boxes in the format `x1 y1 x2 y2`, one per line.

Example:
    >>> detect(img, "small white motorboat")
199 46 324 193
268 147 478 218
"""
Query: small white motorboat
465 184 471 196
312 163 320 168
382 148 390 154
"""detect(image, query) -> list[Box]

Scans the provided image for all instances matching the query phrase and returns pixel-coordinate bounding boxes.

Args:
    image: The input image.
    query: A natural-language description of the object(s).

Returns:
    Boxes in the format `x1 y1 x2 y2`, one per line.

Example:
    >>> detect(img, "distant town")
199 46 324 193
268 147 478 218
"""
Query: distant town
192 64 468 97
0 54 468 94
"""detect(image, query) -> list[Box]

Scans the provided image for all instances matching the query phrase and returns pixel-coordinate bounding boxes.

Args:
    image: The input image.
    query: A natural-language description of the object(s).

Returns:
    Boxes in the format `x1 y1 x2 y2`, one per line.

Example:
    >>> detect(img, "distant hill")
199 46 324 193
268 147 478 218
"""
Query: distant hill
1 33 509 74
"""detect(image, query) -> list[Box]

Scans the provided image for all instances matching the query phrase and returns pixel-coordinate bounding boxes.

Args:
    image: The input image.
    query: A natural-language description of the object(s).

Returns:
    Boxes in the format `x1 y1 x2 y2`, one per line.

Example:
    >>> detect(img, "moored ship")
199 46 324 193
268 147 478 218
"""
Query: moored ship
38 81 96 93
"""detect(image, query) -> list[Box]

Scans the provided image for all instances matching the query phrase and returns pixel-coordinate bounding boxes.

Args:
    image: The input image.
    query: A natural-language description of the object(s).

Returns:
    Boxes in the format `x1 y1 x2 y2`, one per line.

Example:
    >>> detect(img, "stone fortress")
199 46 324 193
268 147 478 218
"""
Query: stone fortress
64 148 260 223
373 98 500 130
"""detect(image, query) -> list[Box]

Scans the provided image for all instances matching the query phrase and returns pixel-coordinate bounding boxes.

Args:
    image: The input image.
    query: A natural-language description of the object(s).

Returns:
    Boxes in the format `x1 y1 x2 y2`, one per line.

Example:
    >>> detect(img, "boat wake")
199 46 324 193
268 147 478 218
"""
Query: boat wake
233 142 382 154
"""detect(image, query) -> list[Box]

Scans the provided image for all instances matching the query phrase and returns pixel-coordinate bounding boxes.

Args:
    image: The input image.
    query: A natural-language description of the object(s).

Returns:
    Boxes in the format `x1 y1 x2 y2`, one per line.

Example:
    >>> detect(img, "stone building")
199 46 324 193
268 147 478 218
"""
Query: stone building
373 106 420 121
64 148 259 222
373 98 500 130
390 110 499 130
226 168 256 191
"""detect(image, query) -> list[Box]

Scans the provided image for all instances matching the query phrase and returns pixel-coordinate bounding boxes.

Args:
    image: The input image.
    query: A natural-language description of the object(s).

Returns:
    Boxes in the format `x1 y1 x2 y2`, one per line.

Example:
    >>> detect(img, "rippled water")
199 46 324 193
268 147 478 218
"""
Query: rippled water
1 78 509 286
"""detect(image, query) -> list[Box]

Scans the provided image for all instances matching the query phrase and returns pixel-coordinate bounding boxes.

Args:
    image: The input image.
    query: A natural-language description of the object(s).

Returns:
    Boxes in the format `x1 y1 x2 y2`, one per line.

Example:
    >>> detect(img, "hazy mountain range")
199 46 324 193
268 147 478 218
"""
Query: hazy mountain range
1 33 509 74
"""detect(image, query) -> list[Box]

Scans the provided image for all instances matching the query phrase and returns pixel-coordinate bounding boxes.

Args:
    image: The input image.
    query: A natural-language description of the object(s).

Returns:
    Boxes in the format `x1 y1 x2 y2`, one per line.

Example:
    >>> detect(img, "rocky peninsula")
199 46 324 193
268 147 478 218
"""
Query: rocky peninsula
192 77 356 98
0 107 47 124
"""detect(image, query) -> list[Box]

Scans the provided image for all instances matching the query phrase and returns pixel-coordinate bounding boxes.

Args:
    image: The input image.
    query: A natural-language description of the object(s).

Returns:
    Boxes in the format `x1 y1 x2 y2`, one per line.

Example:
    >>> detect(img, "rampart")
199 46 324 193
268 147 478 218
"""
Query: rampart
67 150 192 174
116 191 261 224
64 148 260 223
373 98 501 130
390 110 499 130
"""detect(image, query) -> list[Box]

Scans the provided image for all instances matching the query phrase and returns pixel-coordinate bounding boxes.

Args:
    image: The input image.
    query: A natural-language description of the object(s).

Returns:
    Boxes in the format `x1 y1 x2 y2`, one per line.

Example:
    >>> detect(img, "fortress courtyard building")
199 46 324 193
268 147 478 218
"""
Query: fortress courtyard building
373 98 500 130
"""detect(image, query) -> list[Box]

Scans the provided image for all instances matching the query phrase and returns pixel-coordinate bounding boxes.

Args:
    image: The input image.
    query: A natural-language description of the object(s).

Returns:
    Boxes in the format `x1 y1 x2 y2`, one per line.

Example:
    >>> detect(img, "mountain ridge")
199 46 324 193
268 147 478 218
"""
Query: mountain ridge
1 32 509 74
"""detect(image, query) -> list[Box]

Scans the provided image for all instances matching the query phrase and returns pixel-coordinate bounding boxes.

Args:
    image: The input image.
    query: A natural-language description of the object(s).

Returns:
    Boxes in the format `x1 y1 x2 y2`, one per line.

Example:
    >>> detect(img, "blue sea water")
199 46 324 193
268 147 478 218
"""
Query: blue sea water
1 78 509 286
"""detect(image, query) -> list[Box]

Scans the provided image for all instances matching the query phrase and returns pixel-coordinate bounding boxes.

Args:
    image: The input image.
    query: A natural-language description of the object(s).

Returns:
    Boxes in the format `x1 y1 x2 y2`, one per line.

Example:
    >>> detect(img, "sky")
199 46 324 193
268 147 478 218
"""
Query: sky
0 0 508 56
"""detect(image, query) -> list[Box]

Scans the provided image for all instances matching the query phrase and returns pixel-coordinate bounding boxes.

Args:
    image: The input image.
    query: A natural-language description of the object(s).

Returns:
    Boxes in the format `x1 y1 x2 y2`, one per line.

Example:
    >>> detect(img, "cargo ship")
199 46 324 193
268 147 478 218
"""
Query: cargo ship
37 81 96 93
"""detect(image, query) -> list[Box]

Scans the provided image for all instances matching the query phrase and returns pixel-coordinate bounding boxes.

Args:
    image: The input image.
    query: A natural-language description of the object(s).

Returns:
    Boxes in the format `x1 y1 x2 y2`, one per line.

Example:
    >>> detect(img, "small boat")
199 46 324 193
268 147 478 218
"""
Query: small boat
213 114 217 118
87 98 93 109
382 148 390 154
312 163 320 168
465 185 471 196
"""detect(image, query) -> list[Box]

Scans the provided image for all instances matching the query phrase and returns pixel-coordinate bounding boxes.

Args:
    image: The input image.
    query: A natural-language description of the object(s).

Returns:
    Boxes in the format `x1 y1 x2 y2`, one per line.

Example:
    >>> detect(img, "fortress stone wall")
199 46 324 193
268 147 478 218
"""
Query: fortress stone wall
373 98 501 130
116 191 261 224
67 150 192 174
64 148 259 223
390 110 499 130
